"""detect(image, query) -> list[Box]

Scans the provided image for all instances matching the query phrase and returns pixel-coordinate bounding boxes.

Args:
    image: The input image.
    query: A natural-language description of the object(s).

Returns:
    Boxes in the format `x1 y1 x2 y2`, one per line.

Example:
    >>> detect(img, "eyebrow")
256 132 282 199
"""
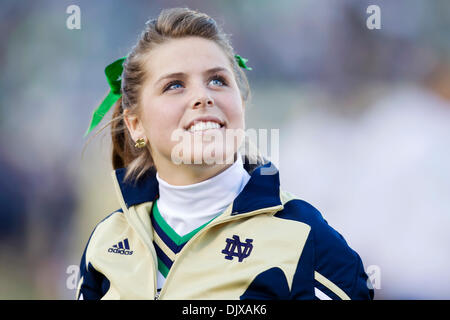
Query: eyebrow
154 67 231 86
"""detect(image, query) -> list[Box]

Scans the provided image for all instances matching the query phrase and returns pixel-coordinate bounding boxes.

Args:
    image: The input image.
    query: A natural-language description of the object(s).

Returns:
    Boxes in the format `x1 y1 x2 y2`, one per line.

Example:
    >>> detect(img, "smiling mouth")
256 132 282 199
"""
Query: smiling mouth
186 121 225 133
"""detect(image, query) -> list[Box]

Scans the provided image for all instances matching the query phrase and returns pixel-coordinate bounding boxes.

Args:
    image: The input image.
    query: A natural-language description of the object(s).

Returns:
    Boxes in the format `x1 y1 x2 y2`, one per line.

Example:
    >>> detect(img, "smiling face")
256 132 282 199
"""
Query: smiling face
124 36 245 183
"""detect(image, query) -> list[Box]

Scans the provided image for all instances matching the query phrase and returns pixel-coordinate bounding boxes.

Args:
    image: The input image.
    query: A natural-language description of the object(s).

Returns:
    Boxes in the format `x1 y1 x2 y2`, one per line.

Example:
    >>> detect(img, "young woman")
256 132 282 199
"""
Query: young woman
78 7 374 300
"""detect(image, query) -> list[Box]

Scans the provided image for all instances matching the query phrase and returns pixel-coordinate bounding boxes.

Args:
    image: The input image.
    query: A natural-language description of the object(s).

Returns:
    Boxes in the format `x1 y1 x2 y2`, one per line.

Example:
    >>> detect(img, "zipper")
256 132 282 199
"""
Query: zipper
156 204 284 299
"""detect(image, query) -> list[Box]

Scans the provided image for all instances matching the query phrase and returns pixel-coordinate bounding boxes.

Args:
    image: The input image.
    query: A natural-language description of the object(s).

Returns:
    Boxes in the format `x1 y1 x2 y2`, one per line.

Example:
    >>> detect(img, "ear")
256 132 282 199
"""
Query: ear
123 109 146 143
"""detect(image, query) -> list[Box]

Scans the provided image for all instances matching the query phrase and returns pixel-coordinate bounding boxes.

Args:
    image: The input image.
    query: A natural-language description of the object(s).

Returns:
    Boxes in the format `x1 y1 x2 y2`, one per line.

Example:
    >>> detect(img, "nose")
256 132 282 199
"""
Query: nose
192 92 214 109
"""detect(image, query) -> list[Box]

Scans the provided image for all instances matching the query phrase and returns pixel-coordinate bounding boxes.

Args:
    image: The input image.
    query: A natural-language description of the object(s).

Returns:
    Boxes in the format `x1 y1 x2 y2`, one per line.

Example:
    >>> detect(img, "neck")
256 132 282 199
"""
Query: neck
154 153 238 186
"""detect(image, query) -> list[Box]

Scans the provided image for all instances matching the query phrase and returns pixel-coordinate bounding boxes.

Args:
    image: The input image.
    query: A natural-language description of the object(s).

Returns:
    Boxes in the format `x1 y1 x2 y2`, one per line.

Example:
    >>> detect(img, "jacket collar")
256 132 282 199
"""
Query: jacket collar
112 161 282 215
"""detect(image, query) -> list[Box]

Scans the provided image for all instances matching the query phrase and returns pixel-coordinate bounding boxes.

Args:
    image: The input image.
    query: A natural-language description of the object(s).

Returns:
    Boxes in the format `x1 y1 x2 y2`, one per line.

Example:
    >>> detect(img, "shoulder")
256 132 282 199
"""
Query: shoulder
275 190 373 300
275 190 331 232
93 208 126 233
82 208 127 259
275 190 354 256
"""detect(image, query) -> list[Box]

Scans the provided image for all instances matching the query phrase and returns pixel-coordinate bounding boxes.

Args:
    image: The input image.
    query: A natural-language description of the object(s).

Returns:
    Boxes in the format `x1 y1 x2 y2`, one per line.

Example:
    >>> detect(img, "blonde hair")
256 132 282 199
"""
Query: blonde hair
107 7 263 183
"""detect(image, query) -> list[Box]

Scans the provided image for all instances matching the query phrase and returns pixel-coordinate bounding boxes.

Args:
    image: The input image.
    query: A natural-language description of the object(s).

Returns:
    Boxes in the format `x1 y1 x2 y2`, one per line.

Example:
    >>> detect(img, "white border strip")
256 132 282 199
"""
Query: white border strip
314 287 332 300
314 271 351 300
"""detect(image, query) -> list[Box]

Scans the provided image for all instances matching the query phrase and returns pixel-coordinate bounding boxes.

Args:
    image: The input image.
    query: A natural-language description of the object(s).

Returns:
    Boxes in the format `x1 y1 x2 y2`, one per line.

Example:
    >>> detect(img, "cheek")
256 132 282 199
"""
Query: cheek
141 100 184 144
222 94 245 129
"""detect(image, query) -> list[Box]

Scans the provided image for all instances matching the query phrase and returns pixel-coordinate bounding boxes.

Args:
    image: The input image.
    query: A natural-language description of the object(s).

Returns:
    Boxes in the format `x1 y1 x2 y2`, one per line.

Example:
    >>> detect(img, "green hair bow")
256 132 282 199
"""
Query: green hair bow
84 54 252 137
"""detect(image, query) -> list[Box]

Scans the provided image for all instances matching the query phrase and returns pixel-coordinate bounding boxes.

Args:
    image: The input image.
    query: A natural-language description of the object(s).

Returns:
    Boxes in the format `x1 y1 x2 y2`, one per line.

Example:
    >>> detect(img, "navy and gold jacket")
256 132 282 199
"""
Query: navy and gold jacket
77 161 374 300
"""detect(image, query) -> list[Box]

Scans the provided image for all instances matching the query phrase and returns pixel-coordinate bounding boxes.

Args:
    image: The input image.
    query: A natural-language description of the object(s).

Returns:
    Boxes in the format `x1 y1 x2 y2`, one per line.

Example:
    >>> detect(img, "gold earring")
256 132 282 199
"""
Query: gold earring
134 138 146 148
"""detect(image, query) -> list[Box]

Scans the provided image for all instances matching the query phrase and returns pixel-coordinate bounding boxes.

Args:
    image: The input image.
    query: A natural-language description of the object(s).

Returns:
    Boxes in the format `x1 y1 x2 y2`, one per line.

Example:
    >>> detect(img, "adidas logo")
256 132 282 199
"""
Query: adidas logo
108 238 133 255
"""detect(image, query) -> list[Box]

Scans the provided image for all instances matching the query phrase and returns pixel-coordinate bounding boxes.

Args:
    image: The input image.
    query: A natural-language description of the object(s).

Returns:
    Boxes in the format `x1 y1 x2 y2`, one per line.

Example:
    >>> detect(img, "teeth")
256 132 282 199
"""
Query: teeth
188 121 221 132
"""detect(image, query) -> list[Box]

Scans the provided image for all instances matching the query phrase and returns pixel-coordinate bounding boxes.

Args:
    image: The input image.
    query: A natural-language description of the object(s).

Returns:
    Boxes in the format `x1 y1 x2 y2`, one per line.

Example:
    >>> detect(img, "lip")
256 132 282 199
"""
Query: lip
184 116 225 131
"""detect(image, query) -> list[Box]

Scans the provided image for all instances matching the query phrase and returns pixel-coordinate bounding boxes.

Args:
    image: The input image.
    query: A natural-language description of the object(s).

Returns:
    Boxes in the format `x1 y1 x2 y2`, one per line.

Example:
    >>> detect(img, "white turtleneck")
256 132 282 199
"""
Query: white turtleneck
155 154 251 237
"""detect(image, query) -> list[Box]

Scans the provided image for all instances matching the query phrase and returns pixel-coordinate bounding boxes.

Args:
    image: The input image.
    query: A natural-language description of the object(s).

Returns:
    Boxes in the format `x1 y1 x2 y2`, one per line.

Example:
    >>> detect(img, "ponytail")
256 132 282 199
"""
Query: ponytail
111 97 127 169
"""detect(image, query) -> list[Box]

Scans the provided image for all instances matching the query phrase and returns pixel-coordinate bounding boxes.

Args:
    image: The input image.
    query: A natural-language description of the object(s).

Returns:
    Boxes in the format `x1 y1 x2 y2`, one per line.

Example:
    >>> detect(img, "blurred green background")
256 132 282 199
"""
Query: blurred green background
0 0 449 299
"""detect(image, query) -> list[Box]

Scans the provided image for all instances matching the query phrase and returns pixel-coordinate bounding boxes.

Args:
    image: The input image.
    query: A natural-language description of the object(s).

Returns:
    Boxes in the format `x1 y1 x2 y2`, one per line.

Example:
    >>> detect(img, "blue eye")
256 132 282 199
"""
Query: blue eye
169 83 183 90
209 75 227 87
164 81 183 92
210 79 223 86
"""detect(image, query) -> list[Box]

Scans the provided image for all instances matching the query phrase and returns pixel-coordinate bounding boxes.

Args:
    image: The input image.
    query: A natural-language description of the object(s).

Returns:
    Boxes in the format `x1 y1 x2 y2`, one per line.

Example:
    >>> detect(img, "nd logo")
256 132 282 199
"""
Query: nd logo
221 235 253 262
